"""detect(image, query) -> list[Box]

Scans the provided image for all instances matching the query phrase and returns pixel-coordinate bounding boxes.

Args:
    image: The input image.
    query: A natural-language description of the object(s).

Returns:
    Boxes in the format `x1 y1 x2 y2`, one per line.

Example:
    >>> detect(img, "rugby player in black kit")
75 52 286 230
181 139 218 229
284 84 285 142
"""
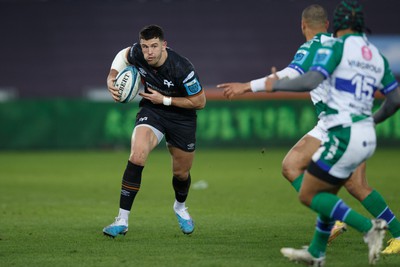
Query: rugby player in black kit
103 25 206 237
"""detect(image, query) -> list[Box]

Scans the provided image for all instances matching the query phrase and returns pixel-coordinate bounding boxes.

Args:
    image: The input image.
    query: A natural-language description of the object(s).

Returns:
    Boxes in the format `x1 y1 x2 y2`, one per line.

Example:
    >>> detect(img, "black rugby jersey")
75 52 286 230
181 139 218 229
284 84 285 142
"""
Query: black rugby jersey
127 43 203 117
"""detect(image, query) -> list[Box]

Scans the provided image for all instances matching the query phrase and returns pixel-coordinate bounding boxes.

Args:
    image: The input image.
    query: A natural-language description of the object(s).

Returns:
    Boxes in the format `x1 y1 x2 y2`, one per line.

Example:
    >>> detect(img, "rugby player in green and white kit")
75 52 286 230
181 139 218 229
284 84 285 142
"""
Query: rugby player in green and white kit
219 3 400 256
265 0 400 265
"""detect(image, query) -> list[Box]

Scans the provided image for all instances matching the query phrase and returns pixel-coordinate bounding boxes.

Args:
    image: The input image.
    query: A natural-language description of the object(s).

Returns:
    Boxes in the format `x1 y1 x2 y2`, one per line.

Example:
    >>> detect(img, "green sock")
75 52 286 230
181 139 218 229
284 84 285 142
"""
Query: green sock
308 215 333 258
362 190 400 238
311 192 372 233
291 173 303 192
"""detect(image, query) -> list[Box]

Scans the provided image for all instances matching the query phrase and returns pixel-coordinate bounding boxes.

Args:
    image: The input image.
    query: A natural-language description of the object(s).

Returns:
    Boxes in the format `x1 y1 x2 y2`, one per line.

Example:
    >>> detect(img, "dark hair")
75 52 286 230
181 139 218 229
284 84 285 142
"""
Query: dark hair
302 4 328 28
139 24 165 41
333 0 366 35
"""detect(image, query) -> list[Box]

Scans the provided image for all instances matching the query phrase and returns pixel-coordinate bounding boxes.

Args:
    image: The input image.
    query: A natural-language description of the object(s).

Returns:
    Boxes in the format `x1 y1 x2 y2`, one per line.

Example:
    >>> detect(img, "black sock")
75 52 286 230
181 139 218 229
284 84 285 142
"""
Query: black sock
172 174 191 203
119 161 144 211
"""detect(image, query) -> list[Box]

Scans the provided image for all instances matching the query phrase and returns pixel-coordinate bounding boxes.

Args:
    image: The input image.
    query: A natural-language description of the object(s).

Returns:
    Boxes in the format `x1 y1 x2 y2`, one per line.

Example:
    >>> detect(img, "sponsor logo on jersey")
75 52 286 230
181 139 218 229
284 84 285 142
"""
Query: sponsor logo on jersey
184 78 201 95
361 46 372 61
293 49 309 64
347 60 382 73
313 48 332 65
145 82 161 91
163 79 174 88
183 71 195 83
138 67 147 76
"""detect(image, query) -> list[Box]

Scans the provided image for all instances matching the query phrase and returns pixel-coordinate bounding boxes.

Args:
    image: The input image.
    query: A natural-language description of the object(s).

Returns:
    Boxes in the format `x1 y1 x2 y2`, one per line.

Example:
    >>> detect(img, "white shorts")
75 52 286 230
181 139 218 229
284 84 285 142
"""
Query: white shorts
311 120 376 180
307 119 328 141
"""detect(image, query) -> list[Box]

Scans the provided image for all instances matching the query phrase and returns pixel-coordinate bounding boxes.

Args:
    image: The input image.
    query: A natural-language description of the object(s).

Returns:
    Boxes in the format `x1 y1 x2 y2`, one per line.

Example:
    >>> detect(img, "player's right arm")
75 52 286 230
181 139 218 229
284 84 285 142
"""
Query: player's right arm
218 36 330 99
106 47 131 102
217 43 315 99
217 67 301 100
217 82 252 99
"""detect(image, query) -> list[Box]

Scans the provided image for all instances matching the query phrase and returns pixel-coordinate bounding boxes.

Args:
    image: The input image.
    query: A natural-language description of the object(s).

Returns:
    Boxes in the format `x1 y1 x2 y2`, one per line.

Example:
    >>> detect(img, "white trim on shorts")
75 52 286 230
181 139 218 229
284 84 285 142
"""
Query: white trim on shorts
134 124 164 144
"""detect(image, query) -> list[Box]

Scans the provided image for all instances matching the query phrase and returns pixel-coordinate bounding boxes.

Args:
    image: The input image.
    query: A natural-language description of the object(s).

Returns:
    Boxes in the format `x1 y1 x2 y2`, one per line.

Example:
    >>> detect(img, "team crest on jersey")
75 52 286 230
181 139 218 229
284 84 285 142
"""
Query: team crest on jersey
313 48 332 65
164 79 174 88
362 46 372 61
184 78 201 95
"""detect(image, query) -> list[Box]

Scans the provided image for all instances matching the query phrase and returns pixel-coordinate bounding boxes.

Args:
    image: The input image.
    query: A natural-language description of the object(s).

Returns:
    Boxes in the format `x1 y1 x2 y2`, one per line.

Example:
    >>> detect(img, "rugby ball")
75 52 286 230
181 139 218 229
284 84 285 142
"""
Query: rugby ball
114 66 141 103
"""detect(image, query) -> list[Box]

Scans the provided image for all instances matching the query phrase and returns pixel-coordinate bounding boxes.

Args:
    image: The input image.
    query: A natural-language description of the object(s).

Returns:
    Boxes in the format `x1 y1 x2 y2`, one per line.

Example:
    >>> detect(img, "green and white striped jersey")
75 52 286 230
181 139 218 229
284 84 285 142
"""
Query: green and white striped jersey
288 33 334 118
310 33 399 129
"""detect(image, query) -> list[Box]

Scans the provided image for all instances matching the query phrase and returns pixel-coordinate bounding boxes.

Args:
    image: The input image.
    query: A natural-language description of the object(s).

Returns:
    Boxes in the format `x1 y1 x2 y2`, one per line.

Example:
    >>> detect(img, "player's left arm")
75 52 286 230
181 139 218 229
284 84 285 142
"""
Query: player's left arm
169 90 206 109
140 66 206 109
373 55 400 124
140 88 206 109
172 70 206 109
217 67 301 99
269 70 325 92
373 86 400 124
267 40 341 93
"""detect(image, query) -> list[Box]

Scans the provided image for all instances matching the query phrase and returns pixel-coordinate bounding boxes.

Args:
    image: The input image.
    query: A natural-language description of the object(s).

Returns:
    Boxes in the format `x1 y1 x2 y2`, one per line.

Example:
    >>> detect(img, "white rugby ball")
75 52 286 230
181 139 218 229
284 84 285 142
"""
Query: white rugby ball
114 66 141 103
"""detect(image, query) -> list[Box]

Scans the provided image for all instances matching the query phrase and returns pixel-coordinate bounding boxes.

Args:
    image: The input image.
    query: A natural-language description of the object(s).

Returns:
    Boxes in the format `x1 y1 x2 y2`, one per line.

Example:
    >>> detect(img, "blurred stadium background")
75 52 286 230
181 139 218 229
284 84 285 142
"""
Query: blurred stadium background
1 0 400 149
1 2 400 266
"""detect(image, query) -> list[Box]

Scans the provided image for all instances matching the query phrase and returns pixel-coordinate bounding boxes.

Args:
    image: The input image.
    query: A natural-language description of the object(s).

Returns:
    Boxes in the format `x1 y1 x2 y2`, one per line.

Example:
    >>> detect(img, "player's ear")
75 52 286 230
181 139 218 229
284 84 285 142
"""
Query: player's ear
301 19 307 32
300 20 307 36
162 40 167 50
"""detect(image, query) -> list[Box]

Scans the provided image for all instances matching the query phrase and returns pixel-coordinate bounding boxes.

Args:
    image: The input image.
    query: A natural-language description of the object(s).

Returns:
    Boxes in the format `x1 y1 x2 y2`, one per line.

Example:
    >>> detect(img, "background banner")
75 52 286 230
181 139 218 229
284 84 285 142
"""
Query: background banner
1 99 399 150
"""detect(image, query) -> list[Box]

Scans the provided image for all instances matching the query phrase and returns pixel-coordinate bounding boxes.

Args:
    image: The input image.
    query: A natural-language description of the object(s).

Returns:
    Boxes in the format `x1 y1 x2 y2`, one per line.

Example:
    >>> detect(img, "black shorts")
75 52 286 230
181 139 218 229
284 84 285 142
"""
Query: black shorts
135 106 197 152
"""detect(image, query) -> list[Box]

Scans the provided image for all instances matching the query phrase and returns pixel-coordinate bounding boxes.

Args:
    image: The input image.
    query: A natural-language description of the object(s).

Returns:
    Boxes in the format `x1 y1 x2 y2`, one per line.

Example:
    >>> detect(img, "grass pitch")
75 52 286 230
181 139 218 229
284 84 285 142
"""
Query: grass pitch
0 148 399 267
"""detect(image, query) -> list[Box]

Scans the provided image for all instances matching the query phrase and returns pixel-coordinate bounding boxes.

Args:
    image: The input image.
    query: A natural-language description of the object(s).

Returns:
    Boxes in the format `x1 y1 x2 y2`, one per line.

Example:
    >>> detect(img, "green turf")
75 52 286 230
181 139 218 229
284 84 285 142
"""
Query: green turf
0 148 399 266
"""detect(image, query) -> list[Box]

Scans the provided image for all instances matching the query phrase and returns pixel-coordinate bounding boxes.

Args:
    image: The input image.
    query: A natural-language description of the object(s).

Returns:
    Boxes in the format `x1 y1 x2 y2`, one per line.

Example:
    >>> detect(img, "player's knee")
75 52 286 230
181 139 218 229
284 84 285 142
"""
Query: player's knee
345 182 372 201
281 165 291 180
173 170 190 180
281 160 299 182
129 149 148 166
281 159 289 177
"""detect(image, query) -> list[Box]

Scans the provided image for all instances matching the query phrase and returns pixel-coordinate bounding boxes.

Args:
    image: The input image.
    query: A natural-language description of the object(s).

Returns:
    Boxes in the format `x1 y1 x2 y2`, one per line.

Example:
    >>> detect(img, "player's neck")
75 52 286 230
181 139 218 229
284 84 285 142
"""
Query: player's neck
305 28 327 42
336 28 356 37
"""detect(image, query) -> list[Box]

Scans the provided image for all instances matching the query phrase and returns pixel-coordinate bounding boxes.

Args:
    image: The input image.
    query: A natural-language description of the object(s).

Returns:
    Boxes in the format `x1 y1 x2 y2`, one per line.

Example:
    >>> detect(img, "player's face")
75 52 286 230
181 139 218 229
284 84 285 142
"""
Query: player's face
140 38 166 67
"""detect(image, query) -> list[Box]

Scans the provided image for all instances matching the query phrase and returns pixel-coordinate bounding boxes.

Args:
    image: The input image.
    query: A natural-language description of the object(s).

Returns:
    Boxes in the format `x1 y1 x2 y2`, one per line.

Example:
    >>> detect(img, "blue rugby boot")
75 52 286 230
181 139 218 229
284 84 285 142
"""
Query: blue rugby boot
103 217 128 238
174 204 194 235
